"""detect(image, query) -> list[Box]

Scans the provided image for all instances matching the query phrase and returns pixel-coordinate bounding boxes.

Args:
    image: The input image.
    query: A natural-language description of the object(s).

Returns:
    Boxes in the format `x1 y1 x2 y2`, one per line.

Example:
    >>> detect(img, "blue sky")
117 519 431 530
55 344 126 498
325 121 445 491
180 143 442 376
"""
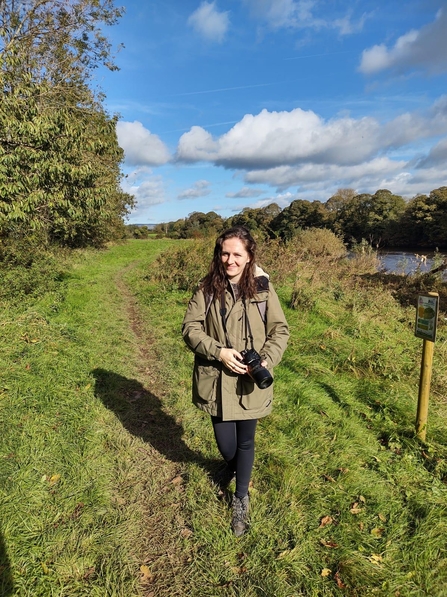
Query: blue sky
94 0 447 224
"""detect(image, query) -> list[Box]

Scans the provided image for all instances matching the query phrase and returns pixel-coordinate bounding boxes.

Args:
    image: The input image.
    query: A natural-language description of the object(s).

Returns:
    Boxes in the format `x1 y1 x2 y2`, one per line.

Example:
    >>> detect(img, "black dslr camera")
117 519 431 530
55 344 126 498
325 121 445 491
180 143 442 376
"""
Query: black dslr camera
240 348 273 389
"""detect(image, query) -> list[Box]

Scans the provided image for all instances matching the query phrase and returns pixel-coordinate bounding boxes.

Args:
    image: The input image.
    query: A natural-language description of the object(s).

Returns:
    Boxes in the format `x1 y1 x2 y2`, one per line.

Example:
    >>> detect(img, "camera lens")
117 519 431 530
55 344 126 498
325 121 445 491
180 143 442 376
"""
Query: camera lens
249 364 273 389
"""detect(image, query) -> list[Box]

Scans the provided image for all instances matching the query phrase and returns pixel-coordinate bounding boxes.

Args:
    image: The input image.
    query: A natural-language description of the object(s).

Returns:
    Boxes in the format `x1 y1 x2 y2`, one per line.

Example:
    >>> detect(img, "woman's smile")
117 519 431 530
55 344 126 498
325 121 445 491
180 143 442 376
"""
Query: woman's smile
221 238 251 283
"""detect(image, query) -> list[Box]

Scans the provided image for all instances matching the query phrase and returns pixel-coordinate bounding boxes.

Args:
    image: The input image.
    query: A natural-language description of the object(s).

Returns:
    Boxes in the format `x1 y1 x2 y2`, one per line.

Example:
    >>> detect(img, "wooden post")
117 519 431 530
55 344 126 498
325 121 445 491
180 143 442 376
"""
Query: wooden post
414 291 439 442
416 338 434 441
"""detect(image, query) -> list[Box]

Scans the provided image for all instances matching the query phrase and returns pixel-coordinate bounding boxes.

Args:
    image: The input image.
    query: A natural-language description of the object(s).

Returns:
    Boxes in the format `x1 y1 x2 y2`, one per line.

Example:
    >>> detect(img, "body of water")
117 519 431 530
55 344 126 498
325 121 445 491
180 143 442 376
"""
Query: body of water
378 250 447 276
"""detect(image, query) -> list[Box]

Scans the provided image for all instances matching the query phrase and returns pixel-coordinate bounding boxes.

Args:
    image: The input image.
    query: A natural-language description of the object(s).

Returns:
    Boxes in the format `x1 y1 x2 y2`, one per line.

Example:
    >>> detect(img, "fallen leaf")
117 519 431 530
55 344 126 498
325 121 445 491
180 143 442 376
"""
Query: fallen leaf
230 566 247 574
180 528 193 538
378 513 387 522
319 515 333 528
321 568 332 577
41 562 50 574
140 564 153 582
277 550 290 559
359 495 366 503
49 474 61 485
350 501 363 514
323 474 336 483
320 539 338 548
171 475 183 485
335 571 346 588
83 567 95 580
71 503 84 519
368 554 383 565
370 527 384 538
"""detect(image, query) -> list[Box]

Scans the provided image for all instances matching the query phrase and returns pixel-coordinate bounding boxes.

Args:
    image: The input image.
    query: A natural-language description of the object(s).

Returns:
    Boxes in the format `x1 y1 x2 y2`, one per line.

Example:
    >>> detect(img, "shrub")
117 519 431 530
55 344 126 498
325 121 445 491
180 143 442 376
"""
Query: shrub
147 240 213 292
0 237 67 302
289 228 347 259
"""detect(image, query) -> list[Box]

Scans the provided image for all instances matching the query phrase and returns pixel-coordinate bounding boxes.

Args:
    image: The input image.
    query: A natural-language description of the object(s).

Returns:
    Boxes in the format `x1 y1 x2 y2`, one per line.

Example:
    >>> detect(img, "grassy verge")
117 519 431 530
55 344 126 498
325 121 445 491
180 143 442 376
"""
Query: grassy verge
128 242 447 597
0 239 187 597
2 238 447 596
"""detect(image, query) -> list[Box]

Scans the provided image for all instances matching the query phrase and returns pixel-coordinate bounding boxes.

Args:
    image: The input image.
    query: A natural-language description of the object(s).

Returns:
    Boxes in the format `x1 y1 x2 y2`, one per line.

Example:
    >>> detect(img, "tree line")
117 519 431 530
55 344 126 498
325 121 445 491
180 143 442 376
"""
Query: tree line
153 186 447 249
0 0 132 256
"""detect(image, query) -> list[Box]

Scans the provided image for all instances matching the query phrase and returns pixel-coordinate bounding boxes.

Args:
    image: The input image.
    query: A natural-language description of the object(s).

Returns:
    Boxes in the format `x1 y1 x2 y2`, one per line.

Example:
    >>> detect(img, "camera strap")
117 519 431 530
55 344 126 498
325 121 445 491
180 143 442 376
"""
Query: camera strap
220 291 233 348
243 299 255 350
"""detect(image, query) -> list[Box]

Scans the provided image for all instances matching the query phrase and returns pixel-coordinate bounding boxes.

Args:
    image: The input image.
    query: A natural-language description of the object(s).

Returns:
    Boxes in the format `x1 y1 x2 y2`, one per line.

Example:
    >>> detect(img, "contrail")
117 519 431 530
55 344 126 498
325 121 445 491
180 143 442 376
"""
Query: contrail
172 81 281 97
172 74 315 97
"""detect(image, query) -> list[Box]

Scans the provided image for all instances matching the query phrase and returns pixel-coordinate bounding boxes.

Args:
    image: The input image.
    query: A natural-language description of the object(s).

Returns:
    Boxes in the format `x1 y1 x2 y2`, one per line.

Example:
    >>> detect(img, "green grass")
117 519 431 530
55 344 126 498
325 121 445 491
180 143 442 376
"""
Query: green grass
0 240 183 596
2 239 447 596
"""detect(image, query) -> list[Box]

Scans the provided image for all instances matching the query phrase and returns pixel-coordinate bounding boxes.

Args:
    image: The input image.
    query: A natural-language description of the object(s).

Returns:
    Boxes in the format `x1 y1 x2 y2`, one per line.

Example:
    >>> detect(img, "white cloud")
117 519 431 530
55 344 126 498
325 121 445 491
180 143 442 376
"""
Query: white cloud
242 158 447 203
242 0 367 35
177 126 218 162
116 121 171 166
176 101 447 171
226 187 265 198
359 9 447 75
415 137 447 169
187 1 230 43
122 173 166 208
244 157 404 190
249 193 295 209
178 179 211 199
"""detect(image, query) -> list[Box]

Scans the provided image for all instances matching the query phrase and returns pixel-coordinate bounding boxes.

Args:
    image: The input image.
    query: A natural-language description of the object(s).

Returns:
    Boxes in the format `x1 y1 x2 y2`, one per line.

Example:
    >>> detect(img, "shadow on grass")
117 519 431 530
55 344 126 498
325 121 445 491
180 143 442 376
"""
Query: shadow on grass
92 368 219 475
0 531 13 596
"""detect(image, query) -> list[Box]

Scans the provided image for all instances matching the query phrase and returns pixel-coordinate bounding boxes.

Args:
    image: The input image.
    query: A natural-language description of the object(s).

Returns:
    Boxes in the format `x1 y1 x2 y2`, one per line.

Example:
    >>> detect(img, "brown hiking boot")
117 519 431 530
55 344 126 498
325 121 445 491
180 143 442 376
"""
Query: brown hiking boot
231 494 249 537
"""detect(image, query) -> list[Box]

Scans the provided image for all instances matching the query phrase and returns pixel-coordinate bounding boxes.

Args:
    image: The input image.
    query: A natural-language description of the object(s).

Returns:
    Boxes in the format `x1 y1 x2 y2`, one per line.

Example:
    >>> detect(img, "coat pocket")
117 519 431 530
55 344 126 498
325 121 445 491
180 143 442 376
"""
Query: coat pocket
193 360 221 403
238 376 273 412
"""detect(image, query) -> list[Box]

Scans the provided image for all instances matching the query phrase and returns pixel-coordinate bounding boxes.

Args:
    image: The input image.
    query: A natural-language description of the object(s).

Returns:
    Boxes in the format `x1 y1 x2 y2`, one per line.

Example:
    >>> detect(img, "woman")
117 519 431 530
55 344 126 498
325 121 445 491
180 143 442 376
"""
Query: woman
182 226 289 536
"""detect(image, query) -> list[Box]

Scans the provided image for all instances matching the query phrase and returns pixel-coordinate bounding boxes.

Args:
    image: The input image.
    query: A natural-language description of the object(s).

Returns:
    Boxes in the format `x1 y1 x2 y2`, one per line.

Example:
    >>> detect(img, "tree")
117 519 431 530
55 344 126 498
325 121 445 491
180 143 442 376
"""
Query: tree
365 189 406 247
399 187 447 248
326 189 405 246
232 203 282 238
270 199 327 240
0 0 132 247
325 188 356 233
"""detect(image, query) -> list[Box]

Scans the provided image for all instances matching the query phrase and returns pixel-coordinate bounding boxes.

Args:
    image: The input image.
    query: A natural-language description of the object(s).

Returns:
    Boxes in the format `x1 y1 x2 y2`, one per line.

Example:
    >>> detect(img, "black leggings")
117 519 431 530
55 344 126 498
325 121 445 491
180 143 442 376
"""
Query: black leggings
211 416 257 498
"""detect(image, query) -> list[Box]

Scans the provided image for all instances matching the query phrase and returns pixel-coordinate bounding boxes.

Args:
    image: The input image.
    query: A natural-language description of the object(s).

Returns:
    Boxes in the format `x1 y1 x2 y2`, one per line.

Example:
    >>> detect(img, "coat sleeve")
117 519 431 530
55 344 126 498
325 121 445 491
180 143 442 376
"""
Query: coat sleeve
182 287 223 361
260 283 289 368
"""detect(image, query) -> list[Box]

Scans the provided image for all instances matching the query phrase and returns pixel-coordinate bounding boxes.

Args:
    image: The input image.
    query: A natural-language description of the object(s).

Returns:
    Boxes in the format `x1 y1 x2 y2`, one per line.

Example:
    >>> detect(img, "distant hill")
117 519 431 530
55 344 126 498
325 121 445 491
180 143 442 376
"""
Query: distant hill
127 223 156 229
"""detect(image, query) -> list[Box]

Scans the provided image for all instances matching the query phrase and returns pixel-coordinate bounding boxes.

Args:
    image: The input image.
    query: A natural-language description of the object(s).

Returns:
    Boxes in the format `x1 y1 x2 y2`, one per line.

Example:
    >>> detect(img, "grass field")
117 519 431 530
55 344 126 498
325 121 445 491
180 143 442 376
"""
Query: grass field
1 238 447 596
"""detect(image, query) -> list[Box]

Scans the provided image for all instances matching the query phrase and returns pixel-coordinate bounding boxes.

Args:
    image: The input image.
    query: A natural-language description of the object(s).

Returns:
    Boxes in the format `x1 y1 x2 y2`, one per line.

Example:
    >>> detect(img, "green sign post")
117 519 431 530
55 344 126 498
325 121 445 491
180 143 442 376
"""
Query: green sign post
415 292 439 441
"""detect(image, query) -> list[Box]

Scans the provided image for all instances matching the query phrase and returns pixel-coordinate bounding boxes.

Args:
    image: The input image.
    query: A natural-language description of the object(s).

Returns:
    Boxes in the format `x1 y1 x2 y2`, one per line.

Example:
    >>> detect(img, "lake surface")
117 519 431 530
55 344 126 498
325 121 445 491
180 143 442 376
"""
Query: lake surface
378 250 447 275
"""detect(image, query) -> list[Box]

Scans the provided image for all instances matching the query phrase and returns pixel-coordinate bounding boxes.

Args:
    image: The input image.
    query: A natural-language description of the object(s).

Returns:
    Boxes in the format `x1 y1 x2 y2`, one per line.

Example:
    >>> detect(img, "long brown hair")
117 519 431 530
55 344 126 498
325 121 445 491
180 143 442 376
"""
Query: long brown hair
200 226 257 300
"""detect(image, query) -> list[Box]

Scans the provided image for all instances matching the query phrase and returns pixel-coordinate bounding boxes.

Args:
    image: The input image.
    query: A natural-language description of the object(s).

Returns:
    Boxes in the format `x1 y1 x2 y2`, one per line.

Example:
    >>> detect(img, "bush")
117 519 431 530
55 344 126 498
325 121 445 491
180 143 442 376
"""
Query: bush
289 228 347 259
257 229 347 284
0 238 67 302
147 240 213 292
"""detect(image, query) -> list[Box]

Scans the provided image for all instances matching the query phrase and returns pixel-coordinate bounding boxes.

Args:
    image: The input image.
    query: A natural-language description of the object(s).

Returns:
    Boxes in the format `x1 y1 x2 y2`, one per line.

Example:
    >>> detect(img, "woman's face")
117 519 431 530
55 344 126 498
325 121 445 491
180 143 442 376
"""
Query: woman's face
221 237 251 283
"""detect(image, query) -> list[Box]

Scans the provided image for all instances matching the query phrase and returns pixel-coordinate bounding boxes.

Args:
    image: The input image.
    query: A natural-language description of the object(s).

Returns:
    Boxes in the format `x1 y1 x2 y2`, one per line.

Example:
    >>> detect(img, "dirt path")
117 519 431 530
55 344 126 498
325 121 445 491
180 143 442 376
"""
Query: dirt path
114 264 193 597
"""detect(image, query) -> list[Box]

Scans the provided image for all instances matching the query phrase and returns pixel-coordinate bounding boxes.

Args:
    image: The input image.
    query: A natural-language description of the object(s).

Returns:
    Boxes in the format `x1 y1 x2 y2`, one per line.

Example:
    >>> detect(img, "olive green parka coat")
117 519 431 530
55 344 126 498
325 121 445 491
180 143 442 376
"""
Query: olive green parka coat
182 269 289 421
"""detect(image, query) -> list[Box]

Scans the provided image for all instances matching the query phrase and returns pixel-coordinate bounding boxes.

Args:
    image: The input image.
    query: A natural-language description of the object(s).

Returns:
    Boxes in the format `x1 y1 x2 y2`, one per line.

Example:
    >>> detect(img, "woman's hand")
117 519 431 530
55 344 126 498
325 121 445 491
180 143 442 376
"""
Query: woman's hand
219 348 248 374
